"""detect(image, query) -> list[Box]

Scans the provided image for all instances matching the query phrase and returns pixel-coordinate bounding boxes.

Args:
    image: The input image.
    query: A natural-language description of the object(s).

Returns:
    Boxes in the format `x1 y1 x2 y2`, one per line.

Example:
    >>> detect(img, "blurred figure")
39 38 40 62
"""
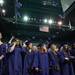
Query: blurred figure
58 44 74 75
48 44 61 75
70 43 75 74
0 32 7 75
70 43 75 56
23 41 35 75
31 45 39 75
35 43 49 75
8 38 22 75
32 46 38 51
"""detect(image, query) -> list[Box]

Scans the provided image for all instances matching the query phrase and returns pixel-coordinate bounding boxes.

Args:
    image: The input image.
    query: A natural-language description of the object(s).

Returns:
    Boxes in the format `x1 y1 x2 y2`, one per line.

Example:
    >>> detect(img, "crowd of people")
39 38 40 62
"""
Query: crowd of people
0 32 75 75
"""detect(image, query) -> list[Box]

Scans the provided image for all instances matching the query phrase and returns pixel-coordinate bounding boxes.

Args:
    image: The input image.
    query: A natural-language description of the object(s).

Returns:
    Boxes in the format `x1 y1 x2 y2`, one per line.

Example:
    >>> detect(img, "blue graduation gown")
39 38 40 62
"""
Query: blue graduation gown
32 51 39 68
0 44 6 75
48 51 61 75
38 51 49 75
31 51 39 75
8 46 22 75
58 50 75 75
23 48 35 75
70 48 75 74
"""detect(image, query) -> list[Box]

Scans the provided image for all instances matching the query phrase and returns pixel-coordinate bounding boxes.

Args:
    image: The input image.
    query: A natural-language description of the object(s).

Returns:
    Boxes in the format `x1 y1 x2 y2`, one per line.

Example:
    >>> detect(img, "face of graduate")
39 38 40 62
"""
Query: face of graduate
42 44 47 51
64 44 69 51
32 46 38 51
28 43 32 49
51 44 57 52
40 44 47 52
0 33 2 40
15 39 21 46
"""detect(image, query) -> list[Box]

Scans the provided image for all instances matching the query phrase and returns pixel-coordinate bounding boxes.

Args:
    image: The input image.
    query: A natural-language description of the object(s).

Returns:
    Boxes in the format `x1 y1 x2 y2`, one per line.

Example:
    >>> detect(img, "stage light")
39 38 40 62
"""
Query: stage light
57 21 63 26
48 19 53 24
2 9 5 13
0 0 4 6
23 16 29 22
43 19 47 23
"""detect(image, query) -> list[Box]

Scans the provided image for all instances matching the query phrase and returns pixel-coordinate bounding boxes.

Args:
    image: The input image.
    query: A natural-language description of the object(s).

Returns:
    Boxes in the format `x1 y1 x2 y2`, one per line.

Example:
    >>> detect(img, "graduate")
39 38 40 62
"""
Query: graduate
3 36 15 75
70 43 75 74
8 39 22 75
23 41 35 75
31 46 39 75
58 44 75 75
48 44 61 75
36 43 49 75
0 32 7 75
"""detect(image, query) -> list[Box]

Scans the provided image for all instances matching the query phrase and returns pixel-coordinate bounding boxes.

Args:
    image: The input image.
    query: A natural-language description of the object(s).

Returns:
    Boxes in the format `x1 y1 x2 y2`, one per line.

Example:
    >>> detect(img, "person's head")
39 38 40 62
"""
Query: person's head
38 43 47 52
25 41 32 49
15 38 22 46
50 44 59 52
32 46 38 51
42 44 47 52
0 32 2 40
63 44 69 51
63 44 68 49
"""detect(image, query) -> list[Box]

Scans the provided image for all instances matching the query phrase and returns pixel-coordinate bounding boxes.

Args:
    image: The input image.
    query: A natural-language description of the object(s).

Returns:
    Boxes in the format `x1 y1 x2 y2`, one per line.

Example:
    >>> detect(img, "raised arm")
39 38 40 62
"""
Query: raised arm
9 42 16 53
8 36 15 44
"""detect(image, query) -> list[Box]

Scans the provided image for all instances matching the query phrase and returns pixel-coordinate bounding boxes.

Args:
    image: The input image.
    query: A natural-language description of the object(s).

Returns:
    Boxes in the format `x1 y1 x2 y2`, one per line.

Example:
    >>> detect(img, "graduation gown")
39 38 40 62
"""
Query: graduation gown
0 44 6 75
58 50 75 75
37 51 49 75
48 51 61 75
8 46 22 75
31 51 40 75
70 48 75 74
23 48 35 75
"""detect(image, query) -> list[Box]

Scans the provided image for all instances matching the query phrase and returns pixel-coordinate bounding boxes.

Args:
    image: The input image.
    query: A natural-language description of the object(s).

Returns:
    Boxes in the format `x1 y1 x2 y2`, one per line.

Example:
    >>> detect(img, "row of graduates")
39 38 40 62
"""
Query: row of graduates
0 32 75 75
